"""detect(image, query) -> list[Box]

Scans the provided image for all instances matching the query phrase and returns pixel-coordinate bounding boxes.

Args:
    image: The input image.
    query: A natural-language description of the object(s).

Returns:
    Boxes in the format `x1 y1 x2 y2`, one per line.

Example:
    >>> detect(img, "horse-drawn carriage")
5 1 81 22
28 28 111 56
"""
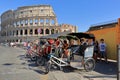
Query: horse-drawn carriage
39 32 96 74
25 32 96 74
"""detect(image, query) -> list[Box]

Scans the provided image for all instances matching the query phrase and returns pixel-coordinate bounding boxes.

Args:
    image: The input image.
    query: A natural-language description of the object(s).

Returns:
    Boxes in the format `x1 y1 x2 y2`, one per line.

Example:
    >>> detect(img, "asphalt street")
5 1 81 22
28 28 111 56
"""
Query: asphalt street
0 45 117 80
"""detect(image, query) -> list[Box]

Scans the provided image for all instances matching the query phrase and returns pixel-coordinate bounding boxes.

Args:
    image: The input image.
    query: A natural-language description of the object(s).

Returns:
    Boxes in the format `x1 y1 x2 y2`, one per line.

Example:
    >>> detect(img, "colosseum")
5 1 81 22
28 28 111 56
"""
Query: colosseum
0 5 77 43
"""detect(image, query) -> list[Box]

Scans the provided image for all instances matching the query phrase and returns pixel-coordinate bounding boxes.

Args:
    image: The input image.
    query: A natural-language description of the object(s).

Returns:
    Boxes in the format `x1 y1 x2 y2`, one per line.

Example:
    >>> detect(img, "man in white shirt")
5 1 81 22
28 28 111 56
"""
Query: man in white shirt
99 39 108 63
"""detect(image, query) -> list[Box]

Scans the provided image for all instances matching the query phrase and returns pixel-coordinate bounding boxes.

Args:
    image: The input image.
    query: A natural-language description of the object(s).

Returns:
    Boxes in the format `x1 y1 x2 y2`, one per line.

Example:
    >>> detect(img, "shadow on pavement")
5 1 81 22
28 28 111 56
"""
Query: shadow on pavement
17 54 26 60
94 60 117 75
63 66 76 72
34 69 46 75
3 63 14 66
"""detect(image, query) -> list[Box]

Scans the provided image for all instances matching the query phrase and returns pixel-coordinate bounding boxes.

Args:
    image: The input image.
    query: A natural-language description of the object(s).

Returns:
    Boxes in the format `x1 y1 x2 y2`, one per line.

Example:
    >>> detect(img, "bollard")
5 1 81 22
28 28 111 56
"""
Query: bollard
118 44 120 80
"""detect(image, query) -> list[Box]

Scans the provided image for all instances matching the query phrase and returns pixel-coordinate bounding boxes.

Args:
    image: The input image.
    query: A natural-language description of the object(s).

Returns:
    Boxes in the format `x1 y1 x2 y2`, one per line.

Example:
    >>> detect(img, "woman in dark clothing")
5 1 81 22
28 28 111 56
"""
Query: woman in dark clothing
93 40 99 61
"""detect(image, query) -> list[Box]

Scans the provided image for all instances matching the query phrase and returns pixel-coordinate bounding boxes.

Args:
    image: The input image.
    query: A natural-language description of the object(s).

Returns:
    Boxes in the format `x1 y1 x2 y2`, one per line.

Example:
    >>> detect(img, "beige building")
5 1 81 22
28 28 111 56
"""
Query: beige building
0 5 77 42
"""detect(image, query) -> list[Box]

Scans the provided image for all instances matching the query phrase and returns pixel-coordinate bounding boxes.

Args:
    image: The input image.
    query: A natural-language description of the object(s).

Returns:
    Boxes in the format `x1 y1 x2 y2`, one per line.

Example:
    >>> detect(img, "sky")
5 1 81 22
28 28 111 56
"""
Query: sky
0 0 120 32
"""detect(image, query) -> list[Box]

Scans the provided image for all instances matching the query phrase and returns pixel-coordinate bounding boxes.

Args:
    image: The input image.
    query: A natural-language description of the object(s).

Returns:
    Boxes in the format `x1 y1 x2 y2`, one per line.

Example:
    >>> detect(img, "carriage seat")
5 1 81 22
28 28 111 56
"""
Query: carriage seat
70 45 88 57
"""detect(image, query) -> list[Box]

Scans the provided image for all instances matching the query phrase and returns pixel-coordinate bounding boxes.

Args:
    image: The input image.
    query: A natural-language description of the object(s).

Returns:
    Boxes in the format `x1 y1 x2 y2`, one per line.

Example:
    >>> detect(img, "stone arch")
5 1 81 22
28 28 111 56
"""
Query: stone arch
16 30 18 35
16 39 18 42
35 29 38 35
51 29 54 34
45 29 49 34
25 29 27 35
40 29 44 34
30 29 33 35
20 39 22 42
20 29 23 35
56 30 59 33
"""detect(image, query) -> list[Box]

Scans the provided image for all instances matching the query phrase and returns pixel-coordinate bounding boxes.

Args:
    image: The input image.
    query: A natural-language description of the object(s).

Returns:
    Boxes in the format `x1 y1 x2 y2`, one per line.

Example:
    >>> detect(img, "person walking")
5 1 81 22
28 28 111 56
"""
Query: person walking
99 39 108 63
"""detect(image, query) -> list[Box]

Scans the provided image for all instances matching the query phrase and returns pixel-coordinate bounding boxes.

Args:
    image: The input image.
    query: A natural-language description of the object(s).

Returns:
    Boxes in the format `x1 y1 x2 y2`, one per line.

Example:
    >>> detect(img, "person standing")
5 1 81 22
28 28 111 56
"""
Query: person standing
99 39 108 63
93 40 99 61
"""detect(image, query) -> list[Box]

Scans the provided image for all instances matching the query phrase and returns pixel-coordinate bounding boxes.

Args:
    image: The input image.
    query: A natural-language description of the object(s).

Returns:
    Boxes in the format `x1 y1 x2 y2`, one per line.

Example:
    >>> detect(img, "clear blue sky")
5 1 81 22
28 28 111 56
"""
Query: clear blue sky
0 0 120 32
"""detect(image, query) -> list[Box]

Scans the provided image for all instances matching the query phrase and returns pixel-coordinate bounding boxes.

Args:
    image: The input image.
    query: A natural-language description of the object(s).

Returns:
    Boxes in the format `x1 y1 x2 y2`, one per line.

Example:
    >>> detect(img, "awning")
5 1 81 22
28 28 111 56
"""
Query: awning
40 31 71 39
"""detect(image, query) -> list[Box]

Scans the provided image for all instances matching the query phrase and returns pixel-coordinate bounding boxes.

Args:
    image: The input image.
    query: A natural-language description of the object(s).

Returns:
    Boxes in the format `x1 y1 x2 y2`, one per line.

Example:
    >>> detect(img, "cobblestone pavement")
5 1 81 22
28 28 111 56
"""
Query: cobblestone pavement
0 45 117 80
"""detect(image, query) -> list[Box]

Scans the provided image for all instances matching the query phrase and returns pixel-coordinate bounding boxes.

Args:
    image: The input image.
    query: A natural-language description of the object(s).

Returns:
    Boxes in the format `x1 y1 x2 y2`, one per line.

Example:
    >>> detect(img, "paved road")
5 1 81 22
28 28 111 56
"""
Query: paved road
0 45 117 80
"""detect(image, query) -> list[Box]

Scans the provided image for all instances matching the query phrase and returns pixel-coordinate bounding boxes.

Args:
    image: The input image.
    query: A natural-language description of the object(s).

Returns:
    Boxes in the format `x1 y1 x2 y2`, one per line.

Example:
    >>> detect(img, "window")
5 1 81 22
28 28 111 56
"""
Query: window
21 20 24 26
35 19 38 24
13 22 16 27
40 19 44 23
46 19 49 23
51 20 55 24
30 19 33 25
25 20 28 25
17 21 20 26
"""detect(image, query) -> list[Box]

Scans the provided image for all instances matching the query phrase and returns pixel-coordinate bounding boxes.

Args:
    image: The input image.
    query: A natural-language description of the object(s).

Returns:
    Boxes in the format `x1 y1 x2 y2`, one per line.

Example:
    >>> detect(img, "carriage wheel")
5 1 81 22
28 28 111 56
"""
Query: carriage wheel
30 56 36 61
37 57 46 66
25 53 30 58
44 61 51 74
84 58 95 72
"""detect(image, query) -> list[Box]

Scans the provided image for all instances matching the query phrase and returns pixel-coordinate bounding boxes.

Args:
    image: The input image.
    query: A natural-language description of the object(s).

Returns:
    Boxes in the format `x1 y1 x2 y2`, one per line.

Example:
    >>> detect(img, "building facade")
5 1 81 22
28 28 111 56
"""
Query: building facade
0 5 77 42
88 18 120 60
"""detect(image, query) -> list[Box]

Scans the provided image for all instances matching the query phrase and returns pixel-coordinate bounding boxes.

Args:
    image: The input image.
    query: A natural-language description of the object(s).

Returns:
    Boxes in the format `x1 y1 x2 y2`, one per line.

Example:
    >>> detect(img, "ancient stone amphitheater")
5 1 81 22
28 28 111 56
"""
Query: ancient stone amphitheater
0 5 77 42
